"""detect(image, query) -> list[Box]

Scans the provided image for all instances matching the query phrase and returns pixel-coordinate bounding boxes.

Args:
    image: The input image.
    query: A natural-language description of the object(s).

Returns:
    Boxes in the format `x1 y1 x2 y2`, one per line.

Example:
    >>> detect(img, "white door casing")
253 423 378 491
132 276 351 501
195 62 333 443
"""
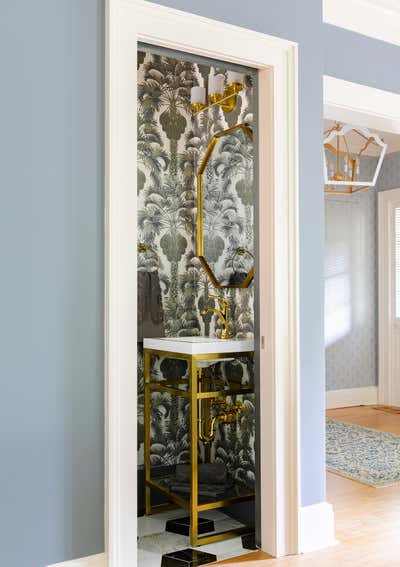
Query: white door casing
379 188 400 406
106 1 300 565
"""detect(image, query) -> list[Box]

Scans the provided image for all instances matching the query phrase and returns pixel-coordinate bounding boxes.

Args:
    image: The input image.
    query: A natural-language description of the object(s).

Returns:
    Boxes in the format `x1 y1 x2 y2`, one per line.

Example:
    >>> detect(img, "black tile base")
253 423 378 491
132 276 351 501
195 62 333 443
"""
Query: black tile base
241 531 257 550
161 548 217 567
165 516 214 536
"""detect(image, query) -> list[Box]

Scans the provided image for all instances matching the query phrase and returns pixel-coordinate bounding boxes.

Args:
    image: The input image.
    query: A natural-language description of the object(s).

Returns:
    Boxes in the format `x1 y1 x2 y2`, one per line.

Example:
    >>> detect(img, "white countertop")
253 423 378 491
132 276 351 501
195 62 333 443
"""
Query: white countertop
143 336 254 355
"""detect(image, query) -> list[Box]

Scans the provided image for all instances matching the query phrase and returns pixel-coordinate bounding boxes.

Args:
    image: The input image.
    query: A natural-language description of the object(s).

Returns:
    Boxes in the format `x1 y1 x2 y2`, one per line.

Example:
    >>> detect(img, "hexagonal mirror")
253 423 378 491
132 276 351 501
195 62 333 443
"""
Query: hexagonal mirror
196 124 254 288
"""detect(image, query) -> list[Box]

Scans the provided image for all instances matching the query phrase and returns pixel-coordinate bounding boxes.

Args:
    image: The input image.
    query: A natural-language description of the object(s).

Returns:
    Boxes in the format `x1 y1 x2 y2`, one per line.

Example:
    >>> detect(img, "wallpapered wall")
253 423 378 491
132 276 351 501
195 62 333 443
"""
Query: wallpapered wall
325 154 400 392
325 157 378 391
137 49 255 489
377 150 400 193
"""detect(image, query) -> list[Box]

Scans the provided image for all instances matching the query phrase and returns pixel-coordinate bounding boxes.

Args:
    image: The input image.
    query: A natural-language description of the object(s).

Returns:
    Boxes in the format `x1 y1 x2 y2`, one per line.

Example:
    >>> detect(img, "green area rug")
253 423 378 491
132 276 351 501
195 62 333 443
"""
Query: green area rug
326 418 400 487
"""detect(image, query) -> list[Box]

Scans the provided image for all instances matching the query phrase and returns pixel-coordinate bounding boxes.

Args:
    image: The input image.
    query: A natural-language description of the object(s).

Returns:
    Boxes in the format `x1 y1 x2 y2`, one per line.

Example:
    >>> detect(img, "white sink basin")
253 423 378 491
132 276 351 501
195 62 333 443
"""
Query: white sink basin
143 336 254 355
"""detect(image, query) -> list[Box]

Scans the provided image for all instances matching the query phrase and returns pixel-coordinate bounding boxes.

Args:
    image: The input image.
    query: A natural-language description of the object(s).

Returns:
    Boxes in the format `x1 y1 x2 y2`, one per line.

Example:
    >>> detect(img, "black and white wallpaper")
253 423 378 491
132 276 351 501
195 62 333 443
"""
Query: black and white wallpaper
137 49 256 489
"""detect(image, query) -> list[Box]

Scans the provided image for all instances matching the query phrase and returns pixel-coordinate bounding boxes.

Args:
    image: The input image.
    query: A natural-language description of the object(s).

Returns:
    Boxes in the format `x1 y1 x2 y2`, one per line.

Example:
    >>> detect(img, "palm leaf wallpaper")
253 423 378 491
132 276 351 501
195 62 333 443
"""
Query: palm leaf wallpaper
137 50 255 489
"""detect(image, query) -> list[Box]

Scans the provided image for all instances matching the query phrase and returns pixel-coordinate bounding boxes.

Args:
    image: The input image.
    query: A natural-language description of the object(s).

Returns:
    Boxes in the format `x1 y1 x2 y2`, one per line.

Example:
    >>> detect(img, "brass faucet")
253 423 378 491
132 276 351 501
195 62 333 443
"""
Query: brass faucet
200 294 231 339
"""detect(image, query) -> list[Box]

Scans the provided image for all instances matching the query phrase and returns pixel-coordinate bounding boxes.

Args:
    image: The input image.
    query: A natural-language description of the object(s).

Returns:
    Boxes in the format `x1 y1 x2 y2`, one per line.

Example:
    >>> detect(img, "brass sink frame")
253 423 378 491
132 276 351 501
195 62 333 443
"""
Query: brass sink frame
144 348 255 546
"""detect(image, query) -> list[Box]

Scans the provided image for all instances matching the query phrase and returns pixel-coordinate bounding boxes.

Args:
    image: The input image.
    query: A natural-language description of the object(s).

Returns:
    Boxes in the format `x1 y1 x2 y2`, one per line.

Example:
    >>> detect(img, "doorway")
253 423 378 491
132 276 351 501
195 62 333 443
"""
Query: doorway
106 2 300 566
323 76 400 553
136 43 258 565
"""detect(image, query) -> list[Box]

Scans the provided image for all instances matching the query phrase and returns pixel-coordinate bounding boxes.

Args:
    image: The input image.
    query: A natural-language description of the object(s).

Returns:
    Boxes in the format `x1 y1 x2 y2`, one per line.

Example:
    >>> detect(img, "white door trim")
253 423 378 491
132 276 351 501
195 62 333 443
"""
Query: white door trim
46 553 106 567
378 187 400 406
105 1 300 565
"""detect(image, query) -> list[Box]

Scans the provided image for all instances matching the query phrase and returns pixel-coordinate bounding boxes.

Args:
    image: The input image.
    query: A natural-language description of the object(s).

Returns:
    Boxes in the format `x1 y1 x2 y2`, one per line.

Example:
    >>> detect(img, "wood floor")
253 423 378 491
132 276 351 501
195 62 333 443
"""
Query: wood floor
216 406 400 566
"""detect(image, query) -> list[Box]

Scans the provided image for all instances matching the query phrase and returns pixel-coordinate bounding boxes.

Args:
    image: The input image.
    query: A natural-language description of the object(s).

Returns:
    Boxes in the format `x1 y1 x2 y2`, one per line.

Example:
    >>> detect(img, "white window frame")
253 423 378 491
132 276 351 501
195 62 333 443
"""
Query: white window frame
105 2 300 565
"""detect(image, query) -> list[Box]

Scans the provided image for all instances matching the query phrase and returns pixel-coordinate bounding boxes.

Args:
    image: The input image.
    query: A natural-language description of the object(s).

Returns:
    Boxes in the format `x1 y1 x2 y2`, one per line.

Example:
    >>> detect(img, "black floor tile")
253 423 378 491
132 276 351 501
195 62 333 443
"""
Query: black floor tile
161 548 217 566
165 516 215 536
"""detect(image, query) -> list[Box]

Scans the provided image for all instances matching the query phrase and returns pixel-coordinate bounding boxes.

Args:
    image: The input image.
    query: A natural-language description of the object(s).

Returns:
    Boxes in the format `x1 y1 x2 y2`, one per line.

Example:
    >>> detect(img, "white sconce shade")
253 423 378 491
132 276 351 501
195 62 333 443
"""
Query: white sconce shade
226 70 244 85
208 74 225 95
190 86 206 105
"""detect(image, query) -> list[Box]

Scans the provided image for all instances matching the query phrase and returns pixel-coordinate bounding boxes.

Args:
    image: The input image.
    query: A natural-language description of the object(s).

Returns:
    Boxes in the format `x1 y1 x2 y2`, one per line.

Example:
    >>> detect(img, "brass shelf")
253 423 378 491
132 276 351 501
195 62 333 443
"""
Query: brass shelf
146 476 255 512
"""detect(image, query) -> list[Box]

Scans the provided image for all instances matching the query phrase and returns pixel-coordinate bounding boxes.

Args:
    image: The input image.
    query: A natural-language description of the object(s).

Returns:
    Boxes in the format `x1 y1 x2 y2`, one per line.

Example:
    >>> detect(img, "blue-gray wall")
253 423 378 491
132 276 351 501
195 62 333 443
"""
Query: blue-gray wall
0 2 104 566
377 151 400 191
152 0 327 513
2 1 400 565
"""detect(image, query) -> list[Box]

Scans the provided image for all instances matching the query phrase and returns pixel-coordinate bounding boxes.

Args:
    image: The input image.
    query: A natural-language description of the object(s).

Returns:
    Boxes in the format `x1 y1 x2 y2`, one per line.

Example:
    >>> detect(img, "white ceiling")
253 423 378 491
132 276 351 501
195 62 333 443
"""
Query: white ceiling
363 0 400 15
324 119 400 156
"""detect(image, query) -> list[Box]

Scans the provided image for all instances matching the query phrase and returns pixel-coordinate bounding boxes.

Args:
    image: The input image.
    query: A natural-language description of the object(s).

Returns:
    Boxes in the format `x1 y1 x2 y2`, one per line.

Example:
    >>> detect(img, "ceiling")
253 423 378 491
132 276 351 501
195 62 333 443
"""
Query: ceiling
363 0 400 15
324 120 400 156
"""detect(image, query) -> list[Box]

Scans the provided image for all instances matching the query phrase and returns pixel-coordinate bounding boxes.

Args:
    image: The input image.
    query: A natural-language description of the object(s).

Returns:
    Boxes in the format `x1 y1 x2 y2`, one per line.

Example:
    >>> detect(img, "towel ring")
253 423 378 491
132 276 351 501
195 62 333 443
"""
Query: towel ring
231 247 254 273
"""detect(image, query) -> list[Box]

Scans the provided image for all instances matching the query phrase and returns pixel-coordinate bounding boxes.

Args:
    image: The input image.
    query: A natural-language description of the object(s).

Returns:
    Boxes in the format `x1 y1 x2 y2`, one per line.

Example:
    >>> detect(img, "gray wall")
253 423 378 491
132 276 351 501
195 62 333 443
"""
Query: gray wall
325 190 378 391
377 151 400 191
0 2 104 566
324 153 400 393
2 0 400 565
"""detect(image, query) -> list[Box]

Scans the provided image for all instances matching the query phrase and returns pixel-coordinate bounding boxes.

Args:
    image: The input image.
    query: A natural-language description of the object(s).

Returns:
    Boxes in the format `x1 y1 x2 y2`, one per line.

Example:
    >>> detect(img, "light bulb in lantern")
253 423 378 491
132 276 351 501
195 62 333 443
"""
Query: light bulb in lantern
328 160 335 180
355 158 360 180
343 155 348 177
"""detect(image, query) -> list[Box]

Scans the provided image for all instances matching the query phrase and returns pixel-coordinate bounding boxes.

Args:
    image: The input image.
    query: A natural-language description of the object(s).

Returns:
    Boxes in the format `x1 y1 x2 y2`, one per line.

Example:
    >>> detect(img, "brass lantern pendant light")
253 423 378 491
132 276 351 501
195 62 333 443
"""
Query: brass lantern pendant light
323 122 387 195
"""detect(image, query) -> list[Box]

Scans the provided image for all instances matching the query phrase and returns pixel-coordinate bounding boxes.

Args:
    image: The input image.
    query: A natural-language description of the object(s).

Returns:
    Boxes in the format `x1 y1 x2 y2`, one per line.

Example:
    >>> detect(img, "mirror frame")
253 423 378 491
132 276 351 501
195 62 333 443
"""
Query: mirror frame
196 123 254 288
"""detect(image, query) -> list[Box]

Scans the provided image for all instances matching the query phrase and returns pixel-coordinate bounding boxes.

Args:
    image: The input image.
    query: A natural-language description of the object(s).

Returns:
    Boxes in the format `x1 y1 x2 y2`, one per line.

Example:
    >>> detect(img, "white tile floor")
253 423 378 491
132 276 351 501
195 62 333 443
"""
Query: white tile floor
137 508 251 566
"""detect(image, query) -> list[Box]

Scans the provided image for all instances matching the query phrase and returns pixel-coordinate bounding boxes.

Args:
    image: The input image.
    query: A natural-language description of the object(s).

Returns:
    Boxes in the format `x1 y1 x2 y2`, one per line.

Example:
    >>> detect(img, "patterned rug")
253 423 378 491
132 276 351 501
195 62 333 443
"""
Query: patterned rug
326 418 400 487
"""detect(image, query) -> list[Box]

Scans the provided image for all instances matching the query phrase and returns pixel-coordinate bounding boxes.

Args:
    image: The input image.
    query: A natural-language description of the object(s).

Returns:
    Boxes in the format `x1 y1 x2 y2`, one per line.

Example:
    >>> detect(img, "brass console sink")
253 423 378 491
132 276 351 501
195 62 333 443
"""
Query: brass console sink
143 336 254 355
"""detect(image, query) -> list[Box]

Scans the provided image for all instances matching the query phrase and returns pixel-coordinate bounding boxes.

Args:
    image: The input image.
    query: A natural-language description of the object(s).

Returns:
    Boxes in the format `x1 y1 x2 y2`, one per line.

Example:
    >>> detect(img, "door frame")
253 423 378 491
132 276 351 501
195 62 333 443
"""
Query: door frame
324 75 400 406
105 1 300 565
378 188 400 406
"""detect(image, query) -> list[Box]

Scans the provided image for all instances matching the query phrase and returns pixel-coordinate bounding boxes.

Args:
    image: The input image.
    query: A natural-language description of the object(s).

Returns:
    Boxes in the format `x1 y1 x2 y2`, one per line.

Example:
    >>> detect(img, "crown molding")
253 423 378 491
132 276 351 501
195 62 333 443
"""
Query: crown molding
323 0 400 46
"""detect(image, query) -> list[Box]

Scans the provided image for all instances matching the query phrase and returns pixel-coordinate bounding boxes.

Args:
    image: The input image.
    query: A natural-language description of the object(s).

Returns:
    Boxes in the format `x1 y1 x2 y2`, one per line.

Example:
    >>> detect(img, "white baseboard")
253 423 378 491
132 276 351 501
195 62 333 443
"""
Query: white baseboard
46 553 106 567
326 386 378 410
299 501 337 553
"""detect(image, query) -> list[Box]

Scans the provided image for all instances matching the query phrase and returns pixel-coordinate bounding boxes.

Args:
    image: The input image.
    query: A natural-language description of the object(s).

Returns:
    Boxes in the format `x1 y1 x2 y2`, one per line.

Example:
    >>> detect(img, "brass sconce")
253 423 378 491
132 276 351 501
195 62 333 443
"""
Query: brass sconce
191 71 244 116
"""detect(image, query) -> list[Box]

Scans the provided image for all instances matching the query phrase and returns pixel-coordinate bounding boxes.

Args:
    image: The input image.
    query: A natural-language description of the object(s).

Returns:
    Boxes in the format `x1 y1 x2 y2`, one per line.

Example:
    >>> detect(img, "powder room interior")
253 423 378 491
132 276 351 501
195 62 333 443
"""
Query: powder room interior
136 45 258 565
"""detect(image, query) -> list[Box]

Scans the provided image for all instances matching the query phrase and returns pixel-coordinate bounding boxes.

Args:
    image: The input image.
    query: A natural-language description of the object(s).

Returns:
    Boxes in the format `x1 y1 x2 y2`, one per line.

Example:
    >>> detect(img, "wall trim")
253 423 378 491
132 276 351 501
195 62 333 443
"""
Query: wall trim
106 0 300 563
299 502 337 553
323 0 400 47
326 386 378 410
324 76 400 136
47 554 106 567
